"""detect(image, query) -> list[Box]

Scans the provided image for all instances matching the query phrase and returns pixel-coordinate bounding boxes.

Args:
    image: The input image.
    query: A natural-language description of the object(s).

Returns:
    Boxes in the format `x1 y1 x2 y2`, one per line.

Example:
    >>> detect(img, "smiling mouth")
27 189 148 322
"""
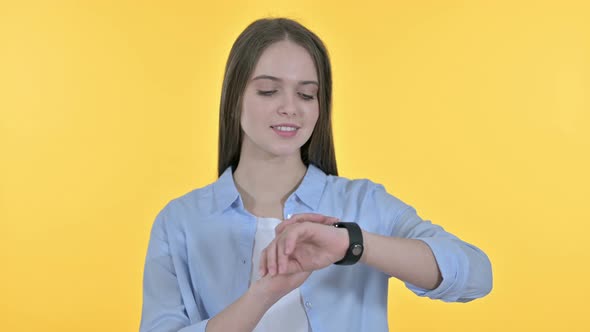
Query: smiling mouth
270 125 299 132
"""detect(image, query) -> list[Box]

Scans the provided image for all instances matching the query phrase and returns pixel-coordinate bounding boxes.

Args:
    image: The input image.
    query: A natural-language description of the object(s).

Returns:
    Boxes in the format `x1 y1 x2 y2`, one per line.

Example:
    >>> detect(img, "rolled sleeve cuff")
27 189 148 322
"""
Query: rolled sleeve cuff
404 237 469 302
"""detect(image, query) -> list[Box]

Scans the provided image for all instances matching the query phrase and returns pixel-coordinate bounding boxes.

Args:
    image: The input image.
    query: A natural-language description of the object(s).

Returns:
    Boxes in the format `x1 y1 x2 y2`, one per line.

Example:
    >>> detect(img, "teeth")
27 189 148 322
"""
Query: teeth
274 126 297 132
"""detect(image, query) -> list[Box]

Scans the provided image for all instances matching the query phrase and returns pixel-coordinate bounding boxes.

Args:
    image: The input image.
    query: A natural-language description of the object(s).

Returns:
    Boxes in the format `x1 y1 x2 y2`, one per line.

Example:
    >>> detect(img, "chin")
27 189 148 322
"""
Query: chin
266 146 303 159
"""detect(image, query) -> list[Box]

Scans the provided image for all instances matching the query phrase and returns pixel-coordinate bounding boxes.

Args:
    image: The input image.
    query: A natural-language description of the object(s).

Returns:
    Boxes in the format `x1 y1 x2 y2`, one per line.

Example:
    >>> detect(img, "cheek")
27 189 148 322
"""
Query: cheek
241 97 262 127
243 95 273 120
308 107 320 126
303 109 320 139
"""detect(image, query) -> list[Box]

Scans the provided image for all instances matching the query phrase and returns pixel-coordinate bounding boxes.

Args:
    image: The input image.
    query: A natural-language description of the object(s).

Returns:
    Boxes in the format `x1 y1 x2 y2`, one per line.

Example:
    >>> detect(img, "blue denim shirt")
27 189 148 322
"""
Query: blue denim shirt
140 164 493 332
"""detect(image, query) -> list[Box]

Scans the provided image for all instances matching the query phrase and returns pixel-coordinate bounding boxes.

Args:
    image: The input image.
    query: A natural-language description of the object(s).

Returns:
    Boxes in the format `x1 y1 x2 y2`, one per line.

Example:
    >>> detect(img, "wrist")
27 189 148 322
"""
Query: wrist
335 228 349 261
247 281 279 309
359 230 369 264
333 222 365 265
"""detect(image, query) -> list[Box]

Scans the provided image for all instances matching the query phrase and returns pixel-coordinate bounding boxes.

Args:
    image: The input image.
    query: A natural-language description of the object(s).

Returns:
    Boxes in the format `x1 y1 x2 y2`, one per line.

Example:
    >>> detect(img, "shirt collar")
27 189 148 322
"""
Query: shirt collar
211 165 241 213
211 163 328 214
293 163 327 211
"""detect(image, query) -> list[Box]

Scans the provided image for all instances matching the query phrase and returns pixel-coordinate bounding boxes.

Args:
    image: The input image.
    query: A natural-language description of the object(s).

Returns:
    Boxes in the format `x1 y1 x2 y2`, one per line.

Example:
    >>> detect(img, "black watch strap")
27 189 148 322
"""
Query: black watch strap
333 222 364 265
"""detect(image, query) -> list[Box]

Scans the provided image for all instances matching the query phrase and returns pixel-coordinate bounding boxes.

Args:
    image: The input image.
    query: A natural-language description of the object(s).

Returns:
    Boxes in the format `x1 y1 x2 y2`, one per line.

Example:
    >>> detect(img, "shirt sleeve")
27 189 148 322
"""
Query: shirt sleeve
140 205 209 332
372 184 493 303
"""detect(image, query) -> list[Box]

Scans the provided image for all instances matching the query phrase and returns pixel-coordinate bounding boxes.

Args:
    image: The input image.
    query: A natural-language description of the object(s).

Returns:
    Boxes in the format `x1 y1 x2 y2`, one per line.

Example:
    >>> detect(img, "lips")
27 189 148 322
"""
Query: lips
270 123 301 129
271 124 299 137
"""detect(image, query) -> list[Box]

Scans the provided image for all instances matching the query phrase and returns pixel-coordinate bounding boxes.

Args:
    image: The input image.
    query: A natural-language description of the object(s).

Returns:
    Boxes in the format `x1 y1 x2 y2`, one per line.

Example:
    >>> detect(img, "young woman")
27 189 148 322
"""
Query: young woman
140 18 493 332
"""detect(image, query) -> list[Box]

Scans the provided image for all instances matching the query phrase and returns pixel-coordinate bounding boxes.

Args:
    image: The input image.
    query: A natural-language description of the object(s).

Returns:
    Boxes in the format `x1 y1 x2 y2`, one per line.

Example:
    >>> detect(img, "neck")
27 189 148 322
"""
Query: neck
233 154 307 207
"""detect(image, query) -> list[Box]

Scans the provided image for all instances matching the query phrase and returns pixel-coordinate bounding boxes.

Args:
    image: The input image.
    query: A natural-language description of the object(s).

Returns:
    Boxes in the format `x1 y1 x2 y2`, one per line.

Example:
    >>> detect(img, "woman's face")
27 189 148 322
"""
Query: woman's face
240 40 319 161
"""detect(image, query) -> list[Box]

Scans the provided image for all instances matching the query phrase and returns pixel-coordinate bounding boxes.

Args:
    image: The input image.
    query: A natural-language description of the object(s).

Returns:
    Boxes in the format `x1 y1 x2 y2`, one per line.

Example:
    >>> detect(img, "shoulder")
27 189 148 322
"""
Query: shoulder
325 173 385 197
324 173 409 212
172 183 216 210
155 181 219 226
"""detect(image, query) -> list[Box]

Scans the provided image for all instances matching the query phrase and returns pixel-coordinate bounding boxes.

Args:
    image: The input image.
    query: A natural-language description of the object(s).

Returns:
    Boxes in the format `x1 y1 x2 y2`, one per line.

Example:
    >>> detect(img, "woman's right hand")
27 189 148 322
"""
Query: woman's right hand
249 270 311 306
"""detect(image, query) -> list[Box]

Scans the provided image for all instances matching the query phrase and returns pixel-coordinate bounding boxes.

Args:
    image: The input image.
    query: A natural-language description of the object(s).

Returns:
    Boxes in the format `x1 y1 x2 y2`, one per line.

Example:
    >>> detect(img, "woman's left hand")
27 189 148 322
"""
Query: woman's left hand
259 219 349 276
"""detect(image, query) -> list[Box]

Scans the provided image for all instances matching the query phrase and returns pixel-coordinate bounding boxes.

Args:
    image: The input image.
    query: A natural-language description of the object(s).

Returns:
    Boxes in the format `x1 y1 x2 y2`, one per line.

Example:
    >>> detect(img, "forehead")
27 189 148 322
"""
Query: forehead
251 40 318 82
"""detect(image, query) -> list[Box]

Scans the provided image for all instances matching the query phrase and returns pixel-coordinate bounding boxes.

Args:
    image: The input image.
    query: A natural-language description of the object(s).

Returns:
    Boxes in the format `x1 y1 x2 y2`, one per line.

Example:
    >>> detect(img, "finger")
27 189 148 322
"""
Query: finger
277 233 288 274
326 216 340 224
266 239 278 276
283 223 309 256
277 214 323 234
259 247 268 277
276 213 339 235
291 213 332 224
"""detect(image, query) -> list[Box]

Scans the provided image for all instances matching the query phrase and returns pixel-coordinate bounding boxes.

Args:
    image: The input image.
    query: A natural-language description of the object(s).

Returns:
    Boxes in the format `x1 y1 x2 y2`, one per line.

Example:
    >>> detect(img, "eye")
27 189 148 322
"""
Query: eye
298 92 315 101
257 90 277 96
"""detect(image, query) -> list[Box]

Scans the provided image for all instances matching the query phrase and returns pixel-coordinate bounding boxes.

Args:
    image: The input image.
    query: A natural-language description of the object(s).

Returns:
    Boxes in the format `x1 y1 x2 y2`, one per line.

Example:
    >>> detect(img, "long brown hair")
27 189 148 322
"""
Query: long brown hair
218 18 338 177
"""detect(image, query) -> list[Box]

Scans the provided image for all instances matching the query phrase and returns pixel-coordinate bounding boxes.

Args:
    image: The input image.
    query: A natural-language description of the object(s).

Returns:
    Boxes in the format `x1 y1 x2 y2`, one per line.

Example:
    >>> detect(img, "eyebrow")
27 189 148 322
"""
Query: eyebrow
251 75 319 86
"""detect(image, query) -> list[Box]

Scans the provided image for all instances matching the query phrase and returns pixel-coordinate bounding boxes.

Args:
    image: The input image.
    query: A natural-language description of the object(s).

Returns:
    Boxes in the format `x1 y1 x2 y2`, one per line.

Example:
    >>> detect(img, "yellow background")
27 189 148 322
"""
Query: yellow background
1 0 589 331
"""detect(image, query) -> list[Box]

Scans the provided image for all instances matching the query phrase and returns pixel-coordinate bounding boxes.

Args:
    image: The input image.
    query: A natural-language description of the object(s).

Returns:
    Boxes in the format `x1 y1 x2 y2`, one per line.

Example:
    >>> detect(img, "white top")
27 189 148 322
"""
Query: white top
249 217 311 332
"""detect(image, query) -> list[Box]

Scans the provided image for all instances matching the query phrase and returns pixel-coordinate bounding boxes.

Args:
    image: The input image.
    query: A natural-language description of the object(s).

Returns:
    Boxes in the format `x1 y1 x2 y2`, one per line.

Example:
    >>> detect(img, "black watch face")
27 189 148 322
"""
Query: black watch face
351 243 363 256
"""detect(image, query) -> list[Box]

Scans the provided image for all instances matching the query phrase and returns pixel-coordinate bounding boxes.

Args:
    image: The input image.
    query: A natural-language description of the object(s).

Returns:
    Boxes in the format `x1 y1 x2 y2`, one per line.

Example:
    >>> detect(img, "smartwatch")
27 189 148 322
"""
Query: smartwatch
333 222 364 265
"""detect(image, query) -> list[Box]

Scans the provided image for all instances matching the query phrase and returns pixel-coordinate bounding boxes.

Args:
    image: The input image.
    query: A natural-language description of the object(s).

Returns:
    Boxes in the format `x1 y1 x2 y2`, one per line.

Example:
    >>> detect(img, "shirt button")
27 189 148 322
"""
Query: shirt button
241 259 246 264
305 301 312 309
286 213 292 219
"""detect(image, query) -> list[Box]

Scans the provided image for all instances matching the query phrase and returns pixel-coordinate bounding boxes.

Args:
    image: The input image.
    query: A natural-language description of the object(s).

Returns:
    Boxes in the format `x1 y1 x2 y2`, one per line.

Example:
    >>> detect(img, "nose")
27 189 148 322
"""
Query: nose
278 92 299 117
